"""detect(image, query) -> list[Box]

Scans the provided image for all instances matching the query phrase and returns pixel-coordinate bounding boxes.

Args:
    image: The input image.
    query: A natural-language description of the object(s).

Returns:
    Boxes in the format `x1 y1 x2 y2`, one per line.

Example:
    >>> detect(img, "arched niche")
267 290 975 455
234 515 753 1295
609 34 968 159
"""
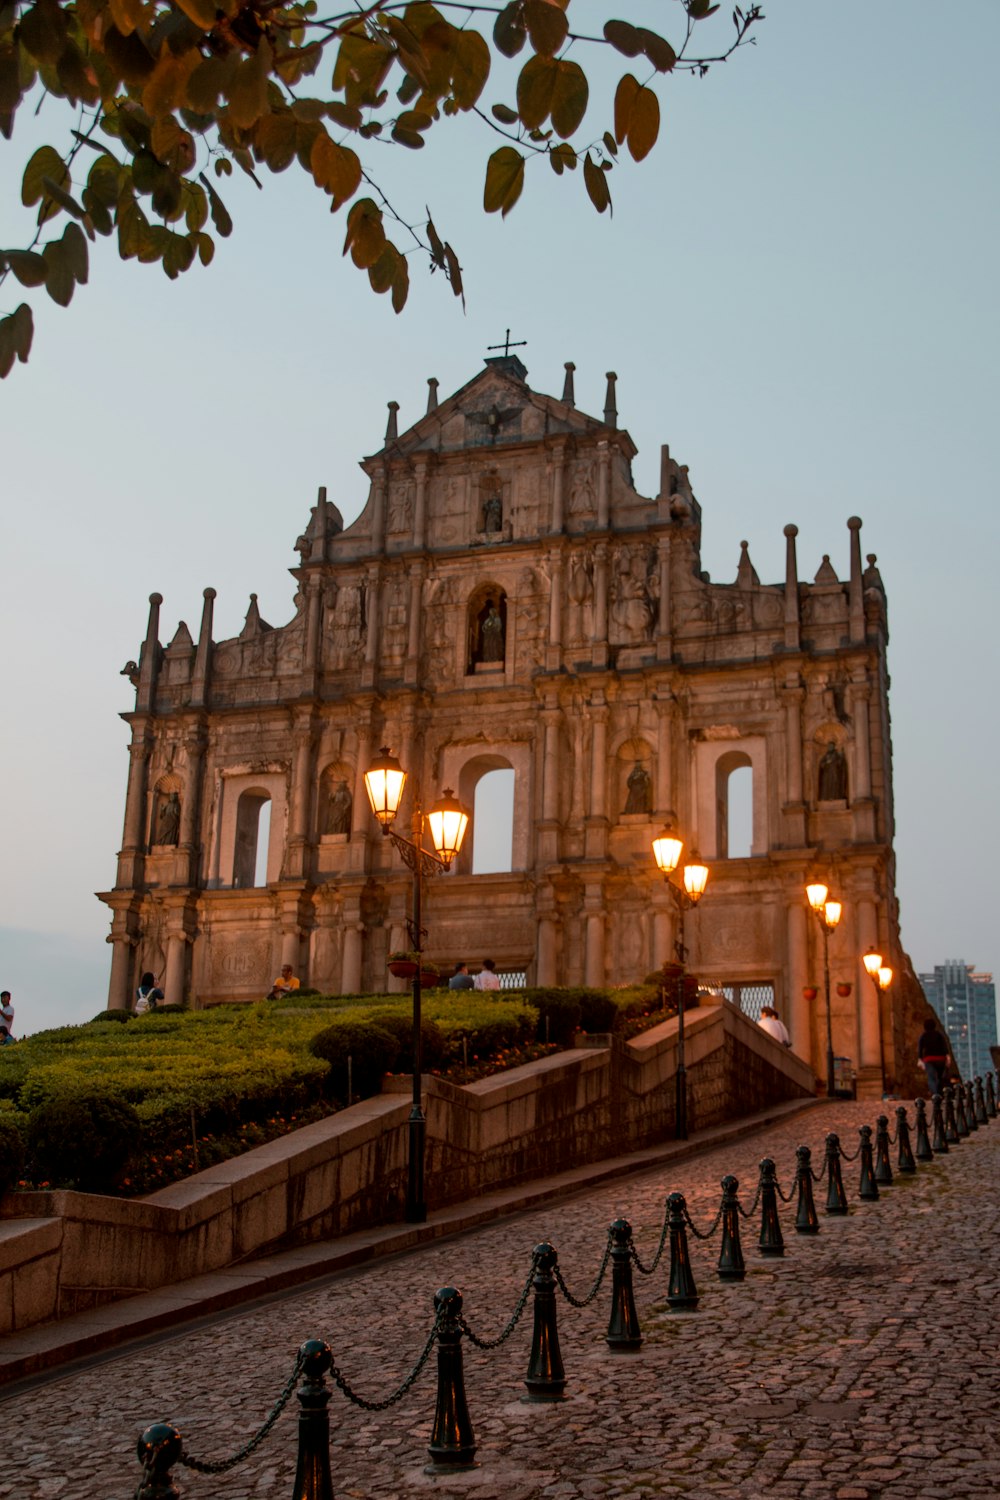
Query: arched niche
233 787 272 888
693 736 768 860
715 750 753 858
615 736 655 819
466 582 508 675
454 751 517 875
317 760 354 837
150 772 183 849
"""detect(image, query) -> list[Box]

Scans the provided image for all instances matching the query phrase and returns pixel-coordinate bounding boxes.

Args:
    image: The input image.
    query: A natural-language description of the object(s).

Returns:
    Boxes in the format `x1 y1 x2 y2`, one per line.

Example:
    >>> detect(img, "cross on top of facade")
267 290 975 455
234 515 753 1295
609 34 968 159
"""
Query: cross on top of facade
487 329 527 358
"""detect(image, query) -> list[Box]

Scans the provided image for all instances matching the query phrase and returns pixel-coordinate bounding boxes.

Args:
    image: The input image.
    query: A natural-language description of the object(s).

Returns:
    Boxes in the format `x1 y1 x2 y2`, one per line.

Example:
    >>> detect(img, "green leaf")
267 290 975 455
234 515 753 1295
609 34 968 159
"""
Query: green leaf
61 221 89 284
311 130 362 204
0 250 48 288
227 40 272 131
524 0 568 57
450 27 489 110
151 117 196 174
613 73 639 146
22 145 67 207
549 140 577 175
327 101 363 131
172 0 217 30
627 85 659 162
493 1 526 59
19 0 69 65
549 59 588 139
0 303 34 379
190 229 214 266
42 236 74 305
255 111 298 173
162 230 196 279
343 197 385 269
491 102 518 125
516 54 557 130
201 175 233 236
638 29 677 73
483 145 524 216
583 151 611 214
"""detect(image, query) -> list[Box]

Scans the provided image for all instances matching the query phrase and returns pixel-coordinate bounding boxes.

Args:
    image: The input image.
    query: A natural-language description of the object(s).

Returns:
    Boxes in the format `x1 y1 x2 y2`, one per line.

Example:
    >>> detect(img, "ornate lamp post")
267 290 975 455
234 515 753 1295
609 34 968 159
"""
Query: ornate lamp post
652 829 710 1141
862 950 893 1097
806 882 842 1097
364 747 470 1223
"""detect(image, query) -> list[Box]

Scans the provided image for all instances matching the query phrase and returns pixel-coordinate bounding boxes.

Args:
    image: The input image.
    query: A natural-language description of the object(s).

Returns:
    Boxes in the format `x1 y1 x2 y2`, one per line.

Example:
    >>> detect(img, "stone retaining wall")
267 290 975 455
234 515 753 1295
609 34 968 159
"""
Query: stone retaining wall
0 1002 814 1335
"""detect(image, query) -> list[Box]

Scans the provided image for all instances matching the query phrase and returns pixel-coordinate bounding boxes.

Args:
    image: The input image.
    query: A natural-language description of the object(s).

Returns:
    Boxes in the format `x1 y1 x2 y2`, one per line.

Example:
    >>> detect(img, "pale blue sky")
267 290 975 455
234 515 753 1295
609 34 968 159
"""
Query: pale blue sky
2 2 998 1033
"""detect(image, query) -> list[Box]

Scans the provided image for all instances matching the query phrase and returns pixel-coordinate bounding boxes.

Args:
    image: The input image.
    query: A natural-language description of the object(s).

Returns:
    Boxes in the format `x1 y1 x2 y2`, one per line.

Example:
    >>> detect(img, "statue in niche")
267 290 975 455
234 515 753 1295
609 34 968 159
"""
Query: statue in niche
156 791 181 846
623 763 652 815
481 477 503 533
611 545 655 641
479 600 505 662
324 780 352 835
817 742 848 802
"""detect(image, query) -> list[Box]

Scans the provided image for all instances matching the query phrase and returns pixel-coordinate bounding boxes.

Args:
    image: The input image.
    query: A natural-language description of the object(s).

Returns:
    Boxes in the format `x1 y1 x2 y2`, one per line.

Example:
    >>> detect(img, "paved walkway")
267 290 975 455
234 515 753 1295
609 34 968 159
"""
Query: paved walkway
2 1098 998 1499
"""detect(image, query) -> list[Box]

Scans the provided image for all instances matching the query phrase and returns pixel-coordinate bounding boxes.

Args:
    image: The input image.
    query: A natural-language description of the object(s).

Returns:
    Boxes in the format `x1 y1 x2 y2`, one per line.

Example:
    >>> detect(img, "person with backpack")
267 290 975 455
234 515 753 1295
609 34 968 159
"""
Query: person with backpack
134 972 164 1014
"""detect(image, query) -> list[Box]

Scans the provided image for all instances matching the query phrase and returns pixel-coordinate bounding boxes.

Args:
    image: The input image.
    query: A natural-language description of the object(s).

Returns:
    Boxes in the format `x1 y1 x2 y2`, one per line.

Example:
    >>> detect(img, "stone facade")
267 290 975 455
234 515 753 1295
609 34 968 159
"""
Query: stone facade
99 354 906 1089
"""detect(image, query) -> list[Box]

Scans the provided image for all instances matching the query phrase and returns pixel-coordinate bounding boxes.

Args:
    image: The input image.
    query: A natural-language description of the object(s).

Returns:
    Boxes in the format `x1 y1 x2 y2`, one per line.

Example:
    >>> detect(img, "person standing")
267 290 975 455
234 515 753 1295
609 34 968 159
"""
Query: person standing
1 991 15 1037
448 963 475 992
917 1017 951 1097
134 973 164 1014
474 959 501 992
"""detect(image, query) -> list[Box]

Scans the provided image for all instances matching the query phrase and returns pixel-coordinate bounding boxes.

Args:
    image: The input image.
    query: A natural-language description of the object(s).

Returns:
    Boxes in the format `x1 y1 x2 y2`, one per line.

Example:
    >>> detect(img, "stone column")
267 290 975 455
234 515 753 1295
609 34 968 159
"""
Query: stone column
783 524 800 651
371 464 388 553
786 900 811 1063
350 718 373 872
547 553 563 648
596 442 610 529
591 542 609 660
122 733 152 854
654 693 676 820
190 587 215 709
655 534 672 660
303 575 322 680
848 516 864 644
341 921 364 994
136 592 162 714
405 563 424 679
106 930 133 1011
549 441 566 533
280 924 301 975
286 719 315 878
309 485 329 564
589 701 608 819
850 675 872 800
584 887 605 987
179 727 206 881
412 456 430 550
652 899 675 971
783 679 805 804
856 897 881 1072
163 926 187 1006
363 565 381 673
541 706 561 821
536 913 559 986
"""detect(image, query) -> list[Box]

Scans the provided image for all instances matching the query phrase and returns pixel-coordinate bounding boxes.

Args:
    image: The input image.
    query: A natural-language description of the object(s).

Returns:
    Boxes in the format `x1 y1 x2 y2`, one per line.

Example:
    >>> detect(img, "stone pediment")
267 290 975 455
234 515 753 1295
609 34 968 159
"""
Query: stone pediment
363 360 634 470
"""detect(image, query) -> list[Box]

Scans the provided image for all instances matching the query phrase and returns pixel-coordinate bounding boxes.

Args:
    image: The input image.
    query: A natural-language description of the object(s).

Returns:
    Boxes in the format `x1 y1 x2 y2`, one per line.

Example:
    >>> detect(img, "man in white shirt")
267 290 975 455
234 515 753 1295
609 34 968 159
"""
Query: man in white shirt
474 959 501 991
0 992 14 1038
758 1006 791 1046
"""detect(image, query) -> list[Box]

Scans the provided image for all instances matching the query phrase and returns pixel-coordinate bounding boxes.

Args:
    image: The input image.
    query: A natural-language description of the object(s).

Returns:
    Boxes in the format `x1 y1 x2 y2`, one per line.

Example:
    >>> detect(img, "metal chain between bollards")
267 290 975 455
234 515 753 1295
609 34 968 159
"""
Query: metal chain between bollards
330 1310 442 1411
461 1256 539 1349
553 1235 613 1308
682 1202 724 1241
838 1139 862 1163
774 1173 796 1204
178 1352 305 1475
629 1200 672 1275
735 1177 763 1218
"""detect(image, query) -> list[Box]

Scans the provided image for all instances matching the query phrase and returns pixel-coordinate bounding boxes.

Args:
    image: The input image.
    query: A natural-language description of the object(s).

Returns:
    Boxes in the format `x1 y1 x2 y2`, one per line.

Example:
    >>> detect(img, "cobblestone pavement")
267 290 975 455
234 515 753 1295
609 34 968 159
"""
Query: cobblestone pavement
3 1099 999 1499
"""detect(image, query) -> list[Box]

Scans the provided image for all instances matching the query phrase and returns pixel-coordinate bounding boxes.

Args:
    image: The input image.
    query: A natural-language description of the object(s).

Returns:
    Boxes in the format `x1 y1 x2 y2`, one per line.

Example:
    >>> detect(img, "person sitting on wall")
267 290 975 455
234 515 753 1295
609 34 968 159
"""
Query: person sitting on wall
448 963 476 992
134 972 164 1014
267 965 300 1000
474 958 501 992
757 1005 791 1047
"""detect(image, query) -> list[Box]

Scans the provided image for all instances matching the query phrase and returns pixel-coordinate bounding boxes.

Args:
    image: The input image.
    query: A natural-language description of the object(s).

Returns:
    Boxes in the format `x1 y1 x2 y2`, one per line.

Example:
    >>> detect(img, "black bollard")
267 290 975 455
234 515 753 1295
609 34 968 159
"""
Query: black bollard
666 1192 699 1310
975 1077 989 1125
717 1175 746 1280
964 1081 979 1132
524 1243 567 1401
136 1422 183 1500
873 1115 894 1186
985 1072 997 1119
824 1133 849 1215
944 1085 961 1144
291 1340 335 1500
954 1083 970 1138
606 1219 643 1351
895 1106 917 1174
931 1093 949 1154
794 1146 820 1234
757 1158 785 1257
858 1125 879 1201
914 1098 934 1161
428 1287 478 1469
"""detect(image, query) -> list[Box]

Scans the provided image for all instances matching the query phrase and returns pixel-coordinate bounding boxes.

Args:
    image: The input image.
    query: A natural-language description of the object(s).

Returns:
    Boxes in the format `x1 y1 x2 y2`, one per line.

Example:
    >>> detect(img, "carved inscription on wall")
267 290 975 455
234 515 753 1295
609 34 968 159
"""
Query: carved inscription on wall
210 936 271 991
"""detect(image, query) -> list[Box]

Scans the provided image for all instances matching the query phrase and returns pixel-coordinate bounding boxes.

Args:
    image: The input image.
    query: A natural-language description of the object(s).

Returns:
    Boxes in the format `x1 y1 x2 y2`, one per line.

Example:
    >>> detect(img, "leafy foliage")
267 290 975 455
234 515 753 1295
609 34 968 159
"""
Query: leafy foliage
309 1018 400 1098
26 1090 140 1191
0 1115 25 1195
0 0 762 369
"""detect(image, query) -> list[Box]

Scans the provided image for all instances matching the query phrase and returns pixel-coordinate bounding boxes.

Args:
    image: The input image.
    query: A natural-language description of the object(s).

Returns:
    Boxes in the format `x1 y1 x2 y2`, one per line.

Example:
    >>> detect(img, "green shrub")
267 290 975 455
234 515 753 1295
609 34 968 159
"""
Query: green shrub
91 1009 132 1024
368 1010 446 1073
520 988 583 1045
577 992 619 1032
27 1091 140 1192
0 1116 25 1195
153 1003 187 1015
309 1021 399 1101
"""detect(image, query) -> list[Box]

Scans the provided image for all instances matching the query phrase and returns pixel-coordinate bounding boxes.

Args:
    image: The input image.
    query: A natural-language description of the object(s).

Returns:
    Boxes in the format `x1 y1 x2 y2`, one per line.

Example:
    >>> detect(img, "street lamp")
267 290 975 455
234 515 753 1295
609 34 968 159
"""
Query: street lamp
863 950 893 1097
364 747 470 1223
652 828 710 1141
806 882 842 1097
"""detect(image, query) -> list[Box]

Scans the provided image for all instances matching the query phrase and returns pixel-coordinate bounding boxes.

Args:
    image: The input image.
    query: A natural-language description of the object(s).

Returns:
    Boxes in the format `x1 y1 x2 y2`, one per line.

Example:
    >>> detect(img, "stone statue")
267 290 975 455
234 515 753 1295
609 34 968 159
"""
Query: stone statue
480 601 504 662
324 780 352 835
623 763 652 815
157 791 181 846
482 487 502 533
817 742 848 802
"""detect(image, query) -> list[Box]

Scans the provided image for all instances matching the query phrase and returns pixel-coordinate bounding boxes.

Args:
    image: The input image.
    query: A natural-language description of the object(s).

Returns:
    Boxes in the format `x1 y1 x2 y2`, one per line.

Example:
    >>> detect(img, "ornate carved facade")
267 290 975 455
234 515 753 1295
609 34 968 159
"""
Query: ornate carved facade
99 353 906 1090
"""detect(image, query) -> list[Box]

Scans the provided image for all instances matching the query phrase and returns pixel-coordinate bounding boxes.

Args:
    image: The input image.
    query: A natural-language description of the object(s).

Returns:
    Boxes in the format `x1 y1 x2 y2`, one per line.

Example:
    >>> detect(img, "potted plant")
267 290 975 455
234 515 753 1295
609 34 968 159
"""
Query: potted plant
388 951 419 979
418 960 441 988
836 981 853 997
802 985 819 1001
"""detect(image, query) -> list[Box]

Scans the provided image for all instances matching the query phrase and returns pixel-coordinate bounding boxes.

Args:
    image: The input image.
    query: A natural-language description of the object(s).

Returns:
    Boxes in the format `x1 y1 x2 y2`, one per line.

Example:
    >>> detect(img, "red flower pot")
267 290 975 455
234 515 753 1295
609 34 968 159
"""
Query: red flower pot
836 982 853 997
802 986 819 1001
389 959 418 979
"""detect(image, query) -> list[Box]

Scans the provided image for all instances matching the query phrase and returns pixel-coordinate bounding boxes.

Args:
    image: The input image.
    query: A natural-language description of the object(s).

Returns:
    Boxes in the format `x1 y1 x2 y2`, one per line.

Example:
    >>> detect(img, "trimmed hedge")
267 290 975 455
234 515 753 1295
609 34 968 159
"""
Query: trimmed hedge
27 1091 139 1192
0 1116 25 1195
309 1021 399 1101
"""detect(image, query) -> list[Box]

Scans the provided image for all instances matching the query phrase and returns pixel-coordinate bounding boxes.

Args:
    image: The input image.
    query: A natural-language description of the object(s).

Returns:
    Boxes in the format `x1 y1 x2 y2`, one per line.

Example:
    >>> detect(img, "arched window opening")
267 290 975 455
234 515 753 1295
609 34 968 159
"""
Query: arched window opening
466 583 508 674
472 768 515 874
715 751 753 859
234 790 271 888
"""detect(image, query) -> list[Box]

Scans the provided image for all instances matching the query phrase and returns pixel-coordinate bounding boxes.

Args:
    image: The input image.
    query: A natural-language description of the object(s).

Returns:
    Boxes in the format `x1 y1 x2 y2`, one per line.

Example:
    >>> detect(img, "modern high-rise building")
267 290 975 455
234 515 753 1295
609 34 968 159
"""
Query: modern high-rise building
918 961 997 1080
